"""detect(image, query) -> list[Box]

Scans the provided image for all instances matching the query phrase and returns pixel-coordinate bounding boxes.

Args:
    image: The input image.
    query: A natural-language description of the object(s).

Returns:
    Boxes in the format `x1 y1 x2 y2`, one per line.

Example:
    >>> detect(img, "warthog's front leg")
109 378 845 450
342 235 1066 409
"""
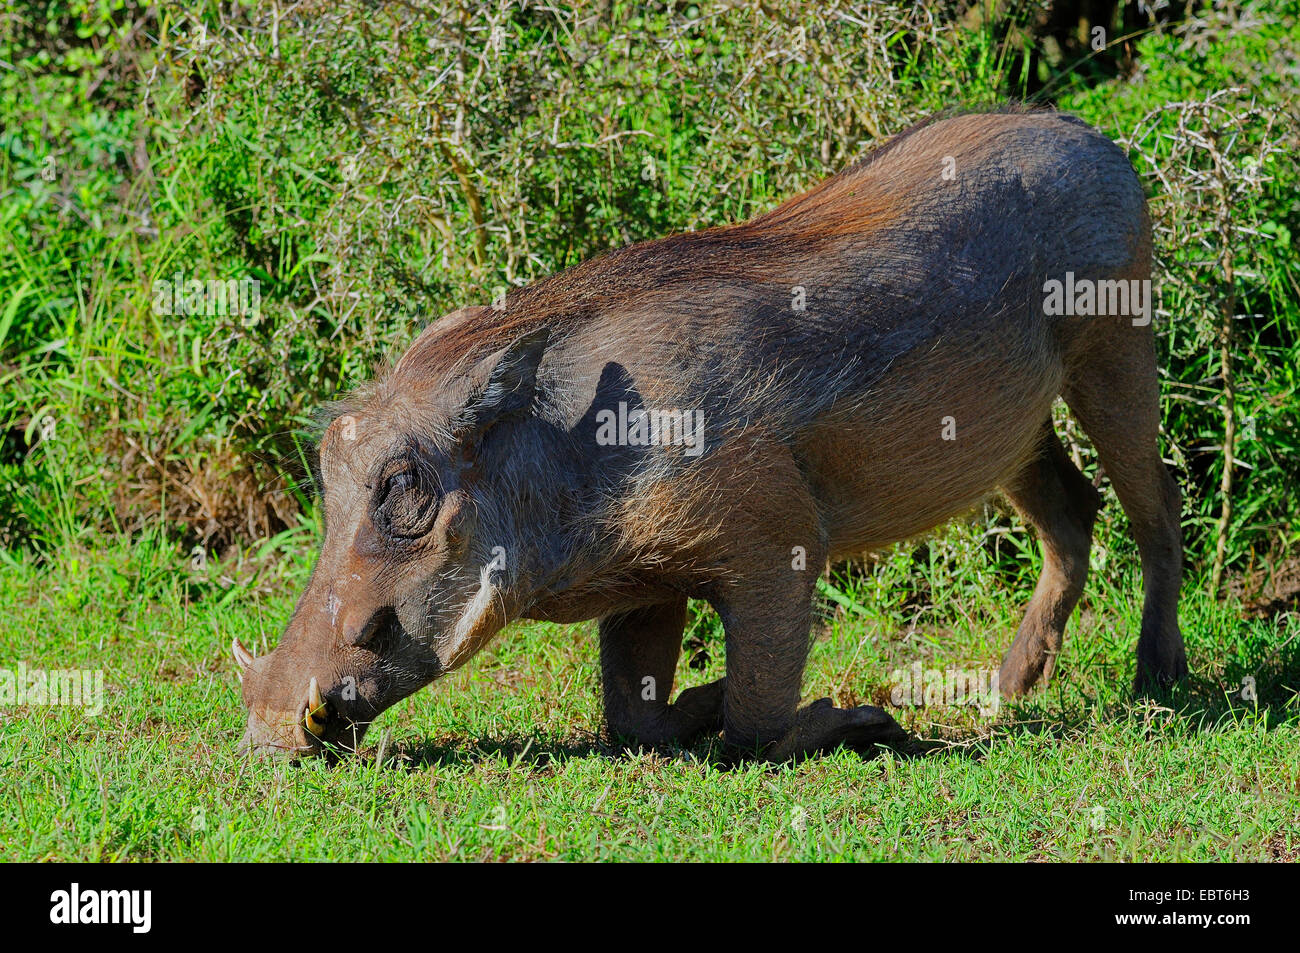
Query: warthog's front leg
767 697 907 762
599 598 725 747
709 546 907 761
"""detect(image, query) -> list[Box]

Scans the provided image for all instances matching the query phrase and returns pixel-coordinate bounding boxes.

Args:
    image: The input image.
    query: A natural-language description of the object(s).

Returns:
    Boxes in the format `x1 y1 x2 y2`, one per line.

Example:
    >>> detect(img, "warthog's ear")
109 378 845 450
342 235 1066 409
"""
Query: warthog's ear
452 326 549 440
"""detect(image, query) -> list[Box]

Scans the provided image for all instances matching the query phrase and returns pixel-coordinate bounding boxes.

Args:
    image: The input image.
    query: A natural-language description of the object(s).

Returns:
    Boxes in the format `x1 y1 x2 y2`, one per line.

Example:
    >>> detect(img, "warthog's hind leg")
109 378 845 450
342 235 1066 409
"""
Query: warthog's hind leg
1064 319 1188 692
999 423 1101 696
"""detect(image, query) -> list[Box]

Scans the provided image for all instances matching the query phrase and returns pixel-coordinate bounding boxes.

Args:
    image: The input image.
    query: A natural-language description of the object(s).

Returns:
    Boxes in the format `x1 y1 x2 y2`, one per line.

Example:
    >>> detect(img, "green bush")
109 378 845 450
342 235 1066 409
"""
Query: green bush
1 0 1296 603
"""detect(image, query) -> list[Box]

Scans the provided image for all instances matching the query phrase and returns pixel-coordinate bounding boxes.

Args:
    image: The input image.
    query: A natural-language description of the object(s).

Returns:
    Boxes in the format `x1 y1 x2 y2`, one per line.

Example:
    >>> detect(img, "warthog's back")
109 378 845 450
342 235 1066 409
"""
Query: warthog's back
532 111 1147 551
507 111 1145 406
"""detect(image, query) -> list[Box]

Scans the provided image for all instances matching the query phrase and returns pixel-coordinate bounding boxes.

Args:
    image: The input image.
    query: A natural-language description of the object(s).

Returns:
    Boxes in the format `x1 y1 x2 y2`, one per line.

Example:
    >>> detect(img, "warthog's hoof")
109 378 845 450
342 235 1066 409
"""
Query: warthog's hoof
767 697 909 761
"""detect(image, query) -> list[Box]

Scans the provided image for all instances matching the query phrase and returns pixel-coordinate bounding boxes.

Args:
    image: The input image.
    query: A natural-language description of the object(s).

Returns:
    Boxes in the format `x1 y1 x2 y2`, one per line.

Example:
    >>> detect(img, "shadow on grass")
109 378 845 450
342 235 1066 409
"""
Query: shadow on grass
903 633 1300 766
368 660 1298 773
347 615 1298 771
390 725 911 773
396 732 612 771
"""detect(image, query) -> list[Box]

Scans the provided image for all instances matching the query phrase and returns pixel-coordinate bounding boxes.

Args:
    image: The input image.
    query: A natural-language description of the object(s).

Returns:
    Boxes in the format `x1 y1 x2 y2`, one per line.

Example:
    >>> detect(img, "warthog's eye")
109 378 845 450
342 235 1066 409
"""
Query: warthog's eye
374 470 440 540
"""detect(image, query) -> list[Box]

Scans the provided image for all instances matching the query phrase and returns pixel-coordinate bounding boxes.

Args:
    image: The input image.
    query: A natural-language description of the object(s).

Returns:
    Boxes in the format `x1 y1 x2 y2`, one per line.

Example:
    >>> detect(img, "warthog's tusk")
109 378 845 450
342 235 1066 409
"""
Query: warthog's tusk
309 676 325 713
303 676 326 736
232 638 255 671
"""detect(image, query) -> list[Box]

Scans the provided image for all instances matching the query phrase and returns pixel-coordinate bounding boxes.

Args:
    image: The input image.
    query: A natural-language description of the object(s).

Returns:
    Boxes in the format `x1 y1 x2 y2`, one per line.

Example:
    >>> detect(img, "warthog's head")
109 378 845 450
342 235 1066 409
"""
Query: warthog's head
237 325 553 757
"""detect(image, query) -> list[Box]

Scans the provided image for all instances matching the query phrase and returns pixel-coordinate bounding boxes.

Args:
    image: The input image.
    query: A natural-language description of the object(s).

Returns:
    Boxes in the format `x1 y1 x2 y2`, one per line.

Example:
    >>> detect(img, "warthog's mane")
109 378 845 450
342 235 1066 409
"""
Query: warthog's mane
360 104 1061 392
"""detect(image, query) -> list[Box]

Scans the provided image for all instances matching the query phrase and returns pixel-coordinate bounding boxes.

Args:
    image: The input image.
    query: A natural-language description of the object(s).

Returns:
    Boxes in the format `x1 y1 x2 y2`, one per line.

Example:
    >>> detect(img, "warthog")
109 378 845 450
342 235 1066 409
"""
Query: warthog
236 109 1186 759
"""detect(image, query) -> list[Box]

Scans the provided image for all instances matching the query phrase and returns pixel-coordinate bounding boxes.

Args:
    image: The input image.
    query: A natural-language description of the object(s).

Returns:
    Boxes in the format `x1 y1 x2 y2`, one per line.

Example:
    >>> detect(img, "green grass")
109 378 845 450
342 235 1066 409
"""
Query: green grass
3 531 1296 862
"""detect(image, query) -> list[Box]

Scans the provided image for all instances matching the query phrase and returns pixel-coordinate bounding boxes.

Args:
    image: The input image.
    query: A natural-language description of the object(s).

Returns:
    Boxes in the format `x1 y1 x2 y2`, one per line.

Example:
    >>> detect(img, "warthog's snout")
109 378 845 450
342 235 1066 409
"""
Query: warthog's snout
237 715 318 759
233 327 546 759
235 639 370 758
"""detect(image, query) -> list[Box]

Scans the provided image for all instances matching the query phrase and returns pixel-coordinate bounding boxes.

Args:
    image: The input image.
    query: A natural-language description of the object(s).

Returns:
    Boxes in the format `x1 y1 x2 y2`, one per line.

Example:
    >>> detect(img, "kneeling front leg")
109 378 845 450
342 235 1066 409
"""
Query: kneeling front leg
599 598 724 747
